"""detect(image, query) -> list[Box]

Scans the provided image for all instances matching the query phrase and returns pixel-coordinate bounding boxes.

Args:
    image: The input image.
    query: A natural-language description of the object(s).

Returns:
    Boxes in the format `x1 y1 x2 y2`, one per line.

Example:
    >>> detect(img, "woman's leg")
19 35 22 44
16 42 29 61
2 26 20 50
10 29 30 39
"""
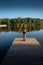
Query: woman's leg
23 33 26 41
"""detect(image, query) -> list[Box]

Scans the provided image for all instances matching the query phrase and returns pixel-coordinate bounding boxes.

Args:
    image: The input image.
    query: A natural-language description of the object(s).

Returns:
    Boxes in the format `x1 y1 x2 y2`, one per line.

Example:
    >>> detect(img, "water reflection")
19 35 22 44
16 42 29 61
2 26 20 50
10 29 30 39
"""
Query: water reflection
0 26 43 64
0 25 42 32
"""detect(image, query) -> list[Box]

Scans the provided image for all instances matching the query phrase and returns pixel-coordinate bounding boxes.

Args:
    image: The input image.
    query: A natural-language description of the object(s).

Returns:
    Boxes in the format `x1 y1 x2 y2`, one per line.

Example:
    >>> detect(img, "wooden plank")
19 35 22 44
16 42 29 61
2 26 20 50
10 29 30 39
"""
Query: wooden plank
0 25 7 27
13 38 40 45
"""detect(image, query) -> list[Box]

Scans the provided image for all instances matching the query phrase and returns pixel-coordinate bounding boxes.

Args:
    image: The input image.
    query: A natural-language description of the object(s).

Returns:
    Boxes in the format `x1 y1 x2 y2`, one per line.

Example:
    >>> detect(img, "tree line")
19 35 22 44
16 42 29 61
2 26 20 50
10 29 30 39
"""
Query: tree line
0 17 43 32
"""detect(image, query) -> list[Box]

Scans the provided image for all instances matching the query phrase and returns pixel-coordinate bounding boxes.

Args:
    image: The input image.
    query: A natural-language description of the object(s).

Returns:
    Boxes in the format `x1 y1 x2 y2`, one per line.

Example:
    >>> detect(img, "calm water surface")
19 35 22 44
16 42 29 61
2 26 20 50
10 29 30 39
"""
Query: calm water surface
0 29 43 64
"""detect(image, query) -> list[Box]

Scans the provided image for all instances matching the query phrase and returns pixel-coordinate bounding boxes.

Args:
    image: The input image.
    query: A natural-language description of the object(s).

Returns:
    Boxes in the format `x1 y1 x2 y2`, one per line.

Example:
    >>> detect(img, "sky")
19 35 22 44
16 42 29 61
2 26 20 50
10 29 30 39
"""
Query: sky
0 0 43 19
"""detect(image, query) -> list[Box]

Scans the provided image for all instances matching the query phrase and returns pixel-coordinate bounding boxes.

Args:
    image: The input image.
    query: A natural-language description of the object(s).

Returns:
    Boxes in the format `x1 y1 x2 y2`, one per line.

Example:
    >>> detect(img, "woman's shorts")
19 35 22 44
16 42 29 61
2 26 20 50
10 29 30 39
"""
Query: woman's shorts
23 31 26 34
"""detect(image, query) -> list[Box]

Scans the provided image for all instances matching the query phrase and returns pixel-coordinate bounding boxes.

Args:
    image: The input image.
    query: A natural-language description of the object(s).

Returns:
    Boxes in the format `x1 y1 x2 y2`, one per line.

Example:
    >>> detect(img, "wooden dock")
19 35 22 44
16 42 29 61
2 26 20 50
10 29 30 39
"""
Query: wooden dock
0 25 7 27
13 38 40 45
1 38 42 65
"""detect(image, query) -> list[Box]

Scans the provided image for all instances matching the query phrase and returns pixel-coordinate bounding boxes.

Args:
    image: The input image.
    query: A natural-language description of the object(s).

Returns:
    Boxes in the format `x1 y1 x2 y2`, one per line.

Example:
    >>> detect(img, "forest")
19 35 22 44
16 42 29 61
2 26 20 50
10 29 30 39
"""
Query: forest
0 17 43 32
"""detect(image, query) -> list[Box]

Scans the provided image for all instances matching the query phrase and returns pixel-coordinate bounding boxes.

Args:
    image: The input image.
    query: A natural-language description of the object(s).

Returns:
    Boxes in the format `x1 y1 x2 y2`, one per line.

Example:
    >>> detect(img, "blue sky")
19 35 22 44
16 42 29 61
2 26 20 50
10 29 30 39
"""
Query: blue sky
0 0 43 19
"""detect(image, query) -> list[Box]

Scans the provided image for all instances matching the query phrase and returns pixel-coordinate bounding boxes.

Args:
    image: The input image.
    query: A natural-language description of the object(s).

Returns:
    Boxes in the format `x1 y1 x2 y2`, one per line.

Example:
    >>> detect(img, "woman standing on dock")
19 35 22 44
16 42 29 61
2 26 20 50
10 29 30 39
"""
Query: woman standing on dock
18 23 28 41
22 23 26 41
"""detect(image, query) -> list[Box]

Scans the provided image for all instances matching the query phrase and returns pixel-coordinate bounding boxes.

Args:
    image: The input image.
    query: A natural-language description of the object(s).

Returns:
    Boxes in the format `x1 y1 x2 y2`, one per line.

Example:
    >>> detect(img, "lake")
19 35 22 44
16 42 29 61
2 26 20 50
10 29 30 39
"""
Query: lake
0 29 43 64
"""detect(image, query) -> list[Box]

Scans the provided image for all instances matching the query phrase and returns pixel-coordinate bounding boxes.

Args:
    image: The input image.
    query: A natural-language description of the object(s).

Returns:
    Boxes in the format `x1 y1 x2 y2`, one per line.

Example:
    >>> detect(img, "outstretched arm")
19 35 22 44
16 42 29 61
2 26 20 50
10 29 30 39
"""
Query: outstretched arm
18 28 22 33
26 26 29 32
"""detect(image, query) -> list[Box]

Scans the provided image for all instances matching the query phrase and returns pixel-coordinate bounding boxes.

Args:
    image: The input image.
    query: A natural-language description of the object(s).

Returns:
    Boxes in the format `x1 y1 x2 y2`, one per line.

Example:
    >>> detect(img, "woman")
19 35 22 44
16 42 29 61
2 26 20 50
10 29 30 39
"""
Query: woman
18 23 28 41
22 23 26 41
23 29 26 41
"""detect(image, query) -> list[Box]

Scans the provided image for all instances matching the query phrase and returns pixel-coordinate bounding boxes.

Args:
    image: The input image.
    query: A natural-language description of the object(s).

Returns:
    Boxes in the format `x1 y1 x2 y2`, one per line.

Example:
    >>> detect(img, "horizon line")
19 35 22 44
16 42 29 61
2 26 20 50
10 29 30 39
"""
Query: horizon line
0 17 43 20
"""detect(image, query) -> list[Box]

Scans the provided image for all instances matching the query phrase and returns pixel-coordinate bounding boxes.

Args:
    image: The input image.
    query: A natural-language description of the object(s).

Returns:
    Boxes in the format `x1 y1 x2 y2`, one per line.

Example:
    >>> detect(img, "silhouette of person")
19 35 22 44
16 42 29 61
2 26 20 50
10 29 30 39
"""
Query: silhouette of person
18 23 28 41
22 23 26 41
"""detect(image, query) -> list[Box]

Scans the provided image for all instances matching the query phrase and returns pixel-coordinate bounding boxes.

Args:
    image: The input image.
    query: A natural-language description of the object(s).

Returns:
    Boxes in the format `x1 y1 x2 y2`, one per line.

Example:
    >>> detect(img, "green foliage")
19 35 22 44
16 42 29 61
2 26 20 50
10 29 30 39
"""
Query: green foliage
0 17 43 32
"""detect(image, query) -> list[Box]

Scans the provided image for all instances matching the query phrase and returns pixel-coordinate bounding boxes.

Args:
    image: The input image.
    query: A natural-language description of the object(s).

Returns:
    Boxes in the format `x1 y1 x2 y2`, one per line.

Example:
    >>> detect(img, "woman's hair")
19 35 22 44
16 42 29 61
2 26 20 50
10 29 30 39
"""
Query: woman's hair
23 23 26 29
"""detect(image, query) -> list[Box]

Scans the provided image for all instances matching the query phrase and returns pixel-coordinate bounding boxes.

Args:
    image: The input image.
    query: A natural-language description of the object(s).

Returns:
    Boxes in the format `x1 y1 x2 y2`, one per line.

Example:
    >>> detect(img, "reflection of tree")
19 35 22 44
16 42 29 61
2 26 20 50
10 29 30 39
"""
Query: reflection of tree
0 17 43 32
0 24 40 32
18 23 29 32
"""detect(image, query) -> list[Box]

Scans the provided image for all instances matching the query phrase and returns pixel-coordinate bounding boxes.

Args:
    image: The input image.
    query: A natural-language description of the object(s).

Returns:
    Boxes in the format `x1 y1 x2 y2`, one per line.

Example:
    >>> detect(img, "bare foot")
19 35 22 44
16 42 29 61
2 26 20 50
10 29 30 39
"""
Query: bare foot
23 39 26 41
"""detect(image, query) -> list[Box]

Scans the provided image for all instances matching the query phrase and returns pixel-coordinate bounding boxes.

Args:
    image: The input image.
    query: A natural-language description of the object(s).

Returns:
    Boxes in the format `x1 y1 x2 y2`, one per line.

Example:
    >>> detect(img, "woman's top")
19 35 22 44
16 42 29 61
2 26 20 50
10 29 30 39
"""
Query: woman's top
23 29 26 34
